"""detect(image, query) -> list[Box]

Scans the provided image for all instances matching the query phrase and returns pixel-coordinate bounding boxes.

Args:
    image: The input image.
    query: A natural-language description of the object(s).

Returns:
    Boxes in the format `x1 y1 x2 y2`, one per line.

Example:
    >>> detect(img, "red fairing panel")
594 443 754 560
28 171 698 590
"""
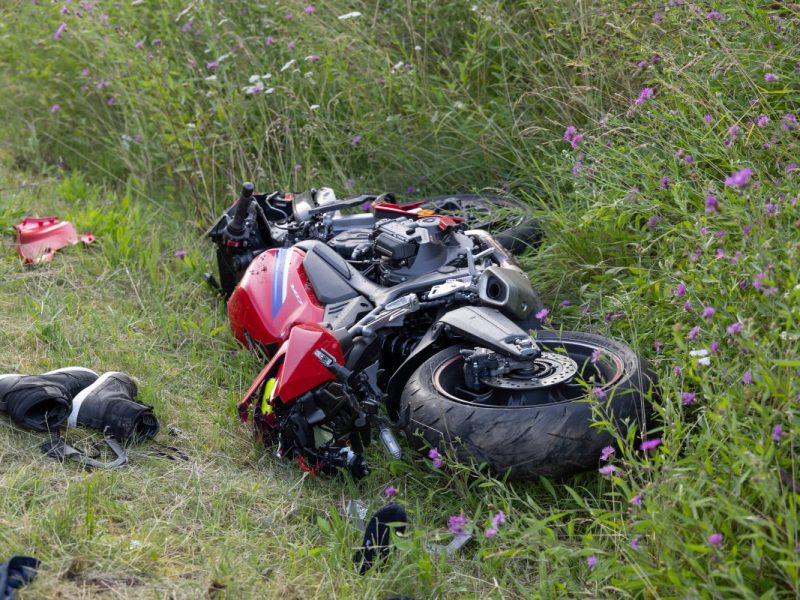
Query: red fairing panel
228 247 324 349
238 323 345 420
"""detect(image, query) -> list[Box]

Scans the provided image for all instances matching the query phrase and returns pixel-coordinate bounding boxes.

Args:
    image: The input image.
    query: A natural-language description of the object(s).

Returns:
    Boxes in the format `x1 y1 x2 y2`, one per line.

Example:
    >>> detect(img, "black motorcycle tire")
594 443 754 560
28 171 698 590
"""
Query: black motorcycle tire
419 193 542 254
400 330 654 480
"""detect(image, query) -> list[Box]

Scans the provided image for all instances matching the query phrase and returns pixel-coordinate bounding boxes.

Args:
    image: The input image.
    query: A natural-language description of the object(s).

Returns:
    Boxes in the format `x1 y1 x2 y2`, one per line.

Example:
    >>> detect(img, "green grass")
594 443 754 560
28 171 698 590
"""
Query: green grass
1 0 799 597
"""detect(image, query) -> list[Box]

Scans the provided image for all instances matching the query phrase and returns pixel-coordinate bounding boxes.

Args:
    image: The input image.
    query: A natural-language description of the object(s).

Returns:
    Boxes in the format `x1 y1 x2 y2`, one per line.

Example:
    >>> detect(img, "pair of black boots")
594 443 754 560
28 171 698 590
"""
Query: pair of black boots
0 368 158 442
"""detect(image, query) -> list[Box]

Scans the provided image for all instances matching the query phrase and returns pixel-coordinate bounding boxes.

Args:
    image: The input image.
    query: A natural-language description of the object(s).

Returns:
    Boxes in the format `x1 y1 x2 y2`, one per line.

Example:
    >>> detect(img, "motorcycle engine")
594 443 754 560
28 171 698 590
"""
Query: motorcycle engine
373 217 467 285
326 216 472 286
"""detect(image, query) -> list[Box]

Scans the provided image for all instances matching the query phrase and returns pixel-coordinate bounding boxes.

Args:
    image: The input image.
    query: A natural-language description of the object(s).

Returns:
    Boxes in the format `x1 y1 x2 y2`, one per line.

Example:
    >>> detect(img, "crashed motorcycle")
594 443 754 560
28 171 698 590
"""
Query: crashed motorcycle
208 183 653 479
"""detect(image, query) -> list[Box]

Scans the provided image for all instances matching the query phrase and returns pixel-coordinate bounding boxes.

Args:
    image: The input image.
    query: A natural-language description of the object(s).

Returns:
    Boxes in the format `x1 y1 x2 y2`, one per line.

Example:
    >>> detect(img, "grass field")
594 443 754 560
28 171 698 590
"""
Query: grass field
0 1 798 598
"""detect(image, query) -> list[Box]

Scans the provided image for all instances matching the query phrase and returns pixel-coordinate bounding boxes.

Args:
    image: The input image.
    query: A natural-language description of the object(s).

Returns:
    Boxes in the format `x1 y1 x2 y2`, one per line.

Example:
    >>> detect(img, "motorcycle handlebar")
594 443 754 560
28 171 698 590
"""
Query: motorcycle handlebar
226 182 255 237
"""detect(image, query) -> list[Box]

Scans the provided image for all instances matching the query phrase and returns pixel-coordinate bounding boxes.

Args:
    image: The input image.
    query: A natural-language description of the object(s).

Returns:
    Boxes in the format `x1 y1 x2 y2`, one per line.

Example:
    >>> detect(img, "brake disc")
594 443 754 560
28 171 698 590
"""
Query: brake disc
480 352 579 390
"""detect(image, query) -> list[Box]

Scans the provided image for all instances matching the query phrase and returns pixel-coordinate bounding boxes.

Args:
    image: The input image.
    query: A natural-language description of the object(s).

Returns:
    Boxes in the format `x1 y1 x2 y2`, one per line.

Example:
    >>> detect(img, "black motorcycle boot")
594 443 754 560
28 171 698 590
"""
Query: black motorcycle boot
38 367 99 397
68 372 159 441
0 374 72 432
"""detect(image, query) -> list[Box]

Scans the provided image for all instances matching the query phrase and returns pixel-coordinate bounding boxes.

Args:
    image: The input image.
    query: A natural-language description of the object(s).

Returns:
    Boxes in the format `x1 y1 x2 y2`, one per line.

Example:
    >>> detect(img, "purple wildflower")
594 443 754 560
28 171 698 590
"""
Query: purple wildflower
782 114 797 131
660 177 671 190
600 446 615 461
702 306 716 319
708 533 723 546
598 464 617 476
742 370 753 385
756 115 770 128
630 495 642 506
304 5 316 14
686 326 701 340
406 184 417 194
640 438 662 451
591 387 607 400
563 126 583 150
786 163 798 173
305 54 321 62
448 514 467 535
674 366 682 377
765 202 778 215
647 215 659 229
53 22 67 40
683 301 692 312
174 249 188 258
265 36 274 46
385 485 398 497
559 300 572 307
180 19 193 33
535 308 549 320
591 348 603 364
631 538 641 550
706 11 725 21
485 527 498 538
351 134 362 146
428 448 443 469
725 168 753 188
293 164 302 172
764 73 778 82
654 340 663 353
634 87 654 106
653 11 663 23
705 194 718 213
288 40 296 50
206 60 219 70
682 392 696 406
50 104 61 113
704 114 713 124
710 340 720 353
772 424 783 443
492 512 506 527
674 283 687 297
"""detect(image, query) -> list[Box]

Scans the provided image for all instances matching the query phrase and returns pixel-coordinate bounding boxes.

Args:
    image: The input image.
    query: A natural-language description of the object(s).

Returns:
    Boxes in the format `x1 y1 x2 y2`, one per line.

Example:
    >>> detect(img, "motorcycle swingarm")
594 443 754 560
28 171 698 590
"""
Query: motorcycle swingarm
385 306 538 417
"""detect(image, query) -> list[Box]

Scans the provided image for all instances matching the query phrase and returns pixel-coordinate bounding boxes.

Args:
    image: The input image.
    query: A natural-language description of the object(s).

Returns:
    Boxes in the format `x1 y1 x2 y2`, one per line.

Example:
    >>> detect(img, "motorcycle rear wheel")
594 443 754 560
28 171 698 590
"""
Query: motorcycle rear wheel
400 330 654 479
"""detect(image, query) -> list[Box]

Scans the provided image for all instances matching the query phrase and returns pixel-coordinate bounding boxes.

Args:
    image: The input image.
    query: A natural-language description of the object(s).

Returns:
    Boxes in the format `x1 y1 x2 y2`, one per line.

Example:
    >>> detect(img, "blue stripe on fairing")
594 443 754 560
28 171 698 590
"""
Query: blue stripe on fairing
271 248 287 319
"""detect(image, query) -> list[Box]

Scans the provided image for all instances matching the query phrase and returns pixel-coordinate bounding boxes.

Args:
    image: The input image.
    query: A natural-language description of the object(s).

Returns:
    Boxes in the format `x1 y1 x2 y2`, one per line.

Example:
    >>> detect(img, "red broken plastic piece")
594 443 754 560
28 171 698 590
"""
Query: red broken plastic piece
14 217 94 264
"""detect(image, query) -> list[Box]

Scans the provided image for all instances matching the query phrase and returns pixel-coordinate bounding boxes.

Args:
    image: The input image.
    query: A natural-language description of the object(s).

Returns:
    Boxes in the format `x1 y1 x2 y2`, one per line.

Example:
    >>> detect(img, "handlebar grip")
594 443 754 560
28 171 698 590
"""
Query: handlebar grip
226 182 255 237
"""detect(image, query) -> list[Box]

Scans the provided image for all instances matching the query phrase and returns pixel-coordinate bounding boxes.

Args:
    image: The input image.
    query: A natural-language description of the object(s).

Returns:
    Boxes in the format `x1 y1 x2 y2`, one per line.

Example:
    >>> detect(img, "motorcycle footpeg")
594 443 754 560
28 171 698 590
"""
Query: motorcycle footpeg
314 349 354 385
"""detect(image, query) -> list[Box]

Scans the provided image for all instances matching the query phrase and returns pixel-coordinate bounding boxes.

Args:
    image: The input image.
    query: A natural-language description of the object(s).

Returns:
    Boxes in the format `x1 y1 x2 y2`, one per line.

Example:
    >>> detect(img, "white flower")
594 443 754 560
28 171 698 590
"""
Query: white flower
310 104 320 110
414 45 422 51
205 75 217 82
697 357 711 366
248 74 262 83
265 87 274 94
262 73 272 80
338 11 362 19
689 349 709 357
280 59 296 72
242 83 264 95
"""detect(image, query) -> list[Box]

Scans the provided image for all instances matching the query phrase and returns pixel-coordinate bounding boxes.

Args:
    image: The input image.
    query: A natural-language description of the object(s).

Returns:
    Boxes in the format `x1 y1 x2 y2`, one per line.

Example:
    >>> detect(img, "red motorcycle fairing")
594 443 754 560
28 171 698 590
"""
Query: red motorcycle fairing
228 247 324 350
238 323 345 421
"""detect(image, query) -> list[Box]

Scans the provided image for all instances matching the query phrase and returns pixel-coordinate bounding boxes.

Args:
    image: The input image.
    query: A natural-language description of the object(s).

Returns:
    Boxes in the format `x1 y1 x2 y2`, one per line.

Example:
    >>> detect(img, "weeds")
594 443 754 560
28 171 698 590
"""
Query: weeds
0 0 798 598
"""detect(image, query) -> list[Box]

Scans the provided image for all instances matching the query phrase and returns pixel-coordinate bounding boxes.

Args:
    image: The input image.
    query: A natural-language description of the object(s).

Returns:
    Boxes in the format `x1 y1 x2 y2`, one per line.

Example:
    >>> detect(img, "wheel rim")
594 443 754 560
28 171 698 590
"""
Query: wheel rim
432 340 626 408
420 195 526 231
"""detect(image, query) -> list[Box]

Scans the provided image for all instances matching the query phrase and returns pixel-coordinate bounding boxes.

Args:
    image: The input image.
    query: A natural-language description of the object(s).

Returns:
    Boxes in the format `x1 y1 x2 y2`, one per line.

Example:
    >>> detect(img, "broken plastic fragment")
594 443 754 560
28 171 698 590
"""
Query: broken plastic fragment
14 217 94 264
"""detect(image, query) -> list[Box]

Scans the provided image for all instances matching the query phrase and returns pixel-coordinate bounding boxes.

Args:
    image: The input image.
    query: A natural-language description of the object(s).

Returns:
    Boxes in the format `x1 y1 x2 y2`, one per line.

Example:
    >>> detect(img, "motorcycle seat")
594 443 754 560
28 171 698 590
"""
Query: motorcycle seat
295 240 384 304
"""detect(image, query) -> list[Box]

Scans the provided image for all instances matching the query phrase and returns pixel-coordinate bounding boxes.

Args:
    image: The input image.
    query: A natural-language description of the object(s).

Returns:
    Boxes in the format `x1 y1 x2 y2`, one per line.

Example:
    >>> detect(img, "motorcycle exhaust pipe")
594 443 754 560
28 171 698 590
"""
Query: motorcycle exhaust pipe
466 229 523 271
